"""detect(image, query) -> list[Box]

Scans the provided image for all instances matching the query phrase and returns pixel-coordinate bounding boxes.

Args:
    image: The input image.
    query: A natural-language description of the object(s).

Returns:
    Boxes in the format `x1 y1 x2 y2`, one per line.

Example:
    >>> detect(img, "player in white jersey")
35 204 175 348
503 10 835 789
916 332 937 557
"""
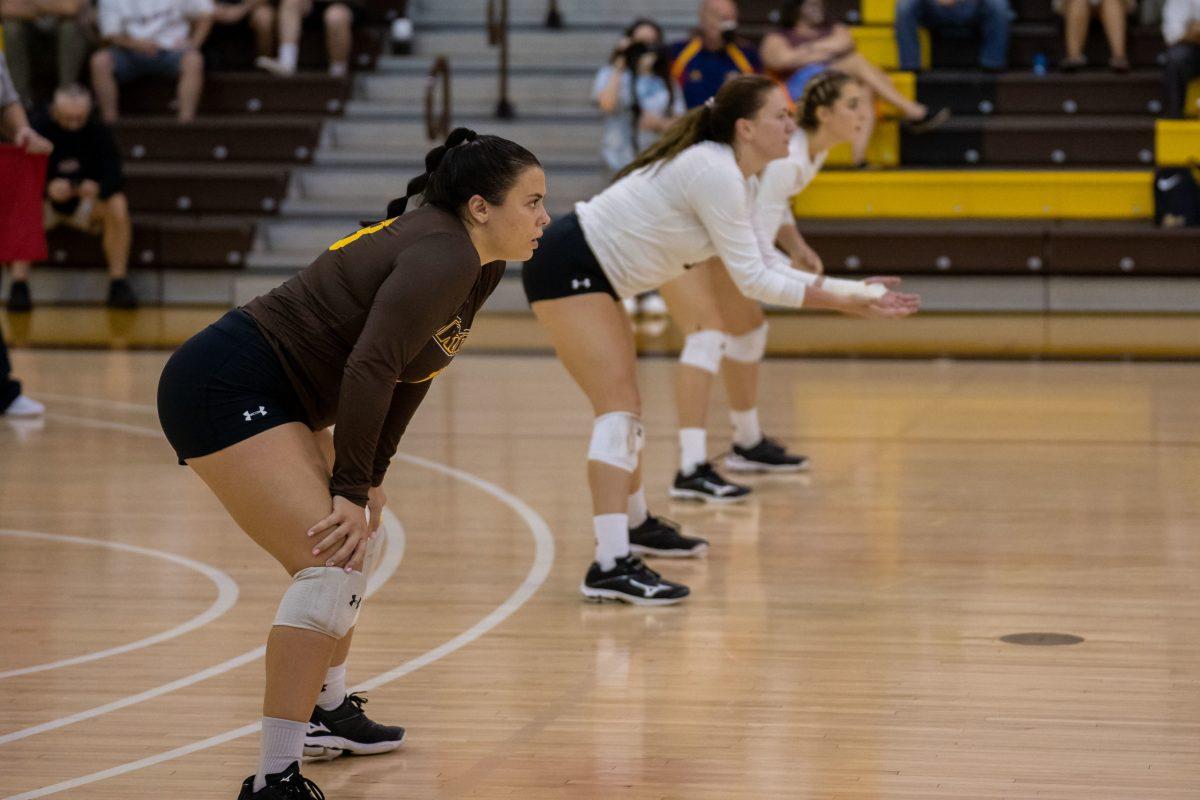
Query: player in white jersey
658 71 914 502
520 75 918 605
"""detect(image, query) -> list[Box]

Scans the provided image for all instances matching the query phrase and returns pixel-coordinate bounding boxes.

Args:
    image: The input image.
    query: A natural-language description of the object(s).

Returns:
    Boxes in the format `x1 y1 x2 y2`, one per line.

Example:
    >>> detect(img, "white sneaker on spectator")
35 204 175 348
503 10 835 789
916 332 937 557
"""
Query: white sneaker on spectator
4 394 45 417
639 292 668 316
621 297 637 315
255 56 296 77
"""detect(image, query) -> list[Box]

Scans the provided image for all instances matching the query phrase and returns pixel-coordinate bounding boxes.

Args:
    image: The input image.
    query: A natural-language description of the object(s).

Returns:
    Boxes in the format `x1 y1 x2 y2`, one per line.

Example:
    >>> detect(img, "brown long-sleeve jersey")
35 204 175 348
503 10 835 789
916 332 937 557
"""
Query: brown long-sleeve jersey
243 205 505 506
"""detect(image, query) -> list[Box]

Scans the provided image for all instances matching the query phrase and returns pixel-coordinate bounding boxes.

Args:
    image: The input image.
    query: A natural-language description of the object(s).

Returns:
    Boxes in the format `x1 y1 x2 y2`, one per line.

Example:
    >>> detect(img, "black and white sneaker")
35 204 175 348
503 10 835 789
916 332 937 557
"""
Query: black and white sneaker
236 762 323 799
629 515 708 558
304 693 405 761
669 462 751 504
724 437 810 473
581 555 690 605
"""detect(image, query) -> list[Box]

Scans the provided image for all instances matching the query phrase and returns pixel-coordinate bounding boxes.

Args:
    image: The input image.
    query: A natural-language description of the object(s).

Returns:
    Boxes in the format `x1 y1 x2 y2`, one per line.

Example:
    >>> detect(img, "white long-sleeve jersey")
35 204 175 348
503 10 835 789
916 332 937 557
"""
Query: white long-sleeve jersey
575 141 811 306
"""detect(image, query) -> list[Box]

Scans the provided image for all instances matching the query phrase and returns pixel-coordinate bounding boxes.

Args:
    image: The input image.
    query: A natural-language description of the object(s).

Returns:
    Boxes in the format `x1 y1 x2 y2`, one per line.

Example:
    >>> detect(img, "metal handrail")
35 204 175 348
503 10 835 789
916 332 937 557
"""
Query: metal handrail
485 0 515 118
423 55 451 141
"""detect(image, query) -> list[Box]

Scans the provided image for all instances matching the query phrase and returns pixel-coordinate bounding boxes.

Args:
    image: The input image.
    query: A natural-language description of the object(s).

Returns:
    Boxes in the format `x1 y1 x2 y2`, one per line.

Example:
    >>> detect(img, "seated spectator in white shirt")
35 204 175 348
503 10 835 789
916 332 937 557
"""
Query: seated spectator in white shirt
89 0 215 123
1163 0 1200 117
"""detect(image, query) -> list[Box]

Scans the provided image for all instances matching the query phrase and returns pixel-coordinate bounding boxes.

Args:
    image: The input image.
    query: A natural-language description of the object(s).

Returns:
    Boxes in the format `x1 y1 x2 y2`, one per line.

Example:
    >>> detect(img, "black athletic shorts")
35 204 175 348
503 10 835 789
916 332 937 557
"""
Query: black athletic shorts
521 211 619 303
157 309 308 465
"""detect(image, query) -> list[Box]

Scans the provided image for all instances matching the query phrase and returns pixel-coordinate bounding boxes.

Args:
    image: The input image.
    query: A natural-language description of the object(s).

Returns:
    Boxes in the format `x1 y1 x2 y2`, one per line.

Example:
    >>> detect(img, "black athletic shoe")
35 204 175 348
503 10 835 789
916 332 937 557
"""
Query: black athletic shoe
581 555 690 605
724 437 810 474
304 693 405 760
236 762 323 799
6 280 31 312
106 278 139 309
669 462 751 504
629 515 708 558
902 107 951 134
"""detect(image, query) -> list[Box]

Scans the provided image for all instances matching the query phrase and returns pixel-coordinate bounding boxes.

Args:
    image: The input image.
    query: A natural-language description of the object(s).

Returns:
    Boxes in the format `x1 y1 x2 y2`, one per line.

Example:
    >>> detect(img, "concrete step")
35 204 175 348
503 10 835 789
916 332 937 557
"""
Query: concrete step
409 27 687 66
342 98 598 119
321 116 605 161
289 165 607 204
408 0 697 28
358 70 596 111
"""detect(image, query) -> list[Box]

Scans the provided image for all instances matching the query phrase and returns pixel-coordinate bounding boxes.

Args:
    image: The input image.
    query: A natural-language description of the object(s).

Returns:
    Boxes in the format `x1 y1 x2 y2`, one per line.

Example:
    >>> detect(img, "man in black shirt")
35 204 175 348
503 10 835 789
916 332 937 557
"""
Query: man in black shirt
11 84 137 310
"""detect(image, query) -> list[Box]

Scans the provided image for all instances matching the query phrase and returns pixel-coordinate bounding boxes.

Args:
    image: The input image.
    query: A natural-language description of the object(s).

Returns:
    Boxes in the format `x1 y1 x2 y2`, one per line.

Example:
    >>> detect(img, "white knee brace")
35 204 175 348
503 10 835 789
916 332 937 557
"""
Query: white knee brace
274 565 366 639
587 411 644 473
679 329 728 375
725 322 768 364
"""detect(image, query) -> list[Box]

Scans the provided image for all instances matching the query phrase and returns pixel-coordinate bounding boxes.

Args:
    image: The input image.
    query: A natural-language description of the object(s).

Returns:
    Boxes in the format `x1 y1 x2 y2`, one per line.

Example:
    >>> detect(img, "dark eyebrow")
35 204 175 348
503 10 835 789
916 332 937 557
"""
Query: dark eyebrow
528 193 545 201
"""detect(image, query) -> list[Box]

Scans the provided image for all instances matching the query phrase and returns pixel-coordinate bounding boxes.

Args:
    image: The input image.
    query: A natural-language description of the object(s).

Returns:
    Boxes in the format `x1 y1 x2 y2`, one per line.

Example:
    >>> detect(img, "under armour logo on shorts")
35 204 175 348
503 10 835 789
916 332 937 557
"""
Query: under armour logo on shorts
349 594 362 609
571 278 591 290
243 406 267 422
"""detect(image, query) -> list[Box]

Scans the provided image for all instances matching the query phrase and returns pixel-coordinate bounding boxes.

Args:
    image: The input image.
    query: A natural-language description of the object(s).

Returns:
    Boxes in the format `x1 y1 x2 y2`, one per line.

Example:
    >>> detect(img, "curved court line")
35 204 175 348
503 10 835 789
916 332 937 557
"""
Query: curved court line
2 412 553 800
0 530 239 681
35 392 160 415
0 509 403 748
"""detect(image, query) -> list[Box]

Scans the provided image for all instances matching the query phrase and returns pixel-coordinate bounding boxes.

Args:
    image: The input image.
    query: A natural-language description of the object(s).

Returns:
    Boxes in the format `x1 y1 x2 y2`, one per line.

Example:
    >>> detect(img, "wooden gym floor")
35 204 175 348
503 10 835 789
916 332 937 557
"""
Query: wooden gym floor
1 339 1199 798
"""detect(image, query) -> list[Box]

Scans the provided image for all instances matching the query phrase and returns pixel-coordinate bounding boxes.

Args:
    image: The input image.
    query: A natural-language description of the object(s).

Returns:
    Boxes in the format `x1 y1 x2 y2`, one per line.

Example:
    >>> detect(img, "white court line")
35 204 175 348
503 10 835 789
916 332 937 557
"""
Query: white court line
35 392 159 415
0 509 404 748
3 411 554 800
0 530 239 681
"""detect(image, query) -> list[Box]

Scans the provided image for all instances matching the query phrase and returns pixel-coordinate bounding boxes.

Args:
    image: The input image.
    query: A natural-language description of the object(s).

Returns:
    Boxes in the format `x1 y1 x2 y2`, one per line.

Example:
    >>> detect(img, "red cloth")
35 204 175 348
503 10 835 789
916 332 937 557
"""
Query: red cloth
0 145 48 261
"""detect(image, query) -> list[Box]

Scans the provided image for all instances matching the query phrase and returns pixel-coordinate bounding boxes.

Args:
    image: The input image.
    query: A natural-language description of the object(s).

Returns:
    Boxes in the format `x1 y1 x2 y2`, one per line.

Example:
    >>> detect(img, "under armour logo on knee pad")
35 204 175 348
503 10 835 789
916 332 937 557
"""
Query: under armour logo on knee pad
243 406 267 422
349 594 361 609
571 278 591 290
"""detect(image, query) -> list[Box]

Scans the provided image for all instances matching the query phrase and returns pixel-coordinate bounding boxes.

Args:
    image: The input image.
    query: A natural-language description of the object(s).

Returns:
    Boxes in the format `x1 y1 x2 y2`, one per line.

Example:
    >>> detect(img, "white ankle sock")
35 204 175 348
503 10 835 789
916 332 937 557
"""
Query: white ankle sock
328 61 348 77
317 663 346 711
626 485 648 528
679 427 707 475
593 513 630 571
730 408 762 449
278 43 298 72
254 716 307 791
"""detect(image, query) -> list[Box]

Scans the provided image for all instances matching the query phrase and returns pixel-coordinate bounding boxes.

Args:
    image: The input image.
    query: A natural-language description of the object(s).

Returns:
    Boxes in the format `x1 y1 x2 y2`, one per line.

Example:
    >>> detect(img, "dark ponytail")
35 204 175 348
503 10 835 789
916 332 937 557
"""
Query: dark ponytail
796 70 855 131
613 75 778 181
384 127 541 219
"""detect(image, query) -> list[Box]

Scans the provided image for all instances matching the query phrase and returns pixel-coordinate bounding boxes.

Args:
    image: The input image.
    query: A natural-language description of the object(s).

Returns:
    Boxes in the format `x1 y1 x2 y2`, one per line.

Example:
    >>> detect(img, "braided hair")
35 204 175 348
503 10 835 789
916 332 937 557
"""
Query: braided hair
385 127 541 218
796 70 855 131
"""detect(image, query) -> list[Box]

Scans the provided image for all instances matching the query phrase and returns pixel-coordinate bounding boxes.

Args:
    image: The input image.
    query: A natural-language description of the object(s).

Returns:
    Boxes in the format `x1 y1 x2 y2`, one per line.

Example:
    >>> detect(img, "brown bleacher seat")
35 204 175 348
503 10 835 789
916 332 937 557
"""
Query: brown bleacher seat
43 216 255 269
918 72 1164 116
900 116 1154 166
1046 222 1200 274
935 24 1164 69
123 163 290 215
116 117 323 163
120 73 350 116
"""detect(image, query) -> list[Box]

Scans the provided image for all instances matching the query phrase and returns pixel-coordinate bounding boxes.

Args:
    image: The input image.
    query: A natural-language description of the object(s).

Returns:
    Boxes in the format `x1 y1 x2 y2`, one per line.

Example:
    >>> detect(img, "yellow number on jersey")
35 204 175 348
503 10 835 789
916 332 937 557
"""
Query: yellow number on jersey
328 217 399 251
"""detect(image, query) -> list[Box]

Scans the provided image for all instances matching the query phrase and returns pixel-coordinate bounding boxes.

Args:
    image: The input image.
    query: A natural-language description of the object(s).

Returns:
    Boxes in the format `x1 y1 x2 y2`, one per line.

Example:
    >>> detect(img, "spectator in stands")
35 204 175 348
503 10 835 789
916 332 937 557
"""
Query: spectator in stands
8 85 137 311
255 0 359 77
1163 0 1200 116
895 0 1011 72
1058 0 1132 71
0 0 89 106
90 0 214 124
670 0 761 109
762 0 948 163
211 0 276 62
0 51 48 416
595 18 686 173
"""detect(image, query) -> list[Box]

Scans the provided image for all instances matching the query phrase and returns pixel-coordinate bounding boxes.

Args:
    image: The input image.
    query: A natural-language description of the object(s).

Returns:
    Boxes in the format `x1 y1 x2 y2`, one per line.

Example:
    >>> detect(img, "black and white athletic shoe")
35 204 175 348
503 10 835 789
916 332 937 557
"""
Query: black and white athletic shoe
236 762 323 799
304 693 405 761
724 437 810 474
629 515 708 558
581 555 690 605
669 462 751 504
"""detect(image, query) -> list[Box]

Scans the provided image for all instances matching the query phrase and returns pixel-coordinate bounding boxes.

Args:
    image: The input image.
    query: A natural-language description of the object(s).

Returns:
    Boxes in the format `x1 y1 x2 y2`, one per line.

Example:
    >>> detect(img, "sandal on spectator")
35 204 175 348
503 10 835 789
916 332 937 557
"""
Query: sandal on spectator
1060 56 1087 72
1109 56 1130 73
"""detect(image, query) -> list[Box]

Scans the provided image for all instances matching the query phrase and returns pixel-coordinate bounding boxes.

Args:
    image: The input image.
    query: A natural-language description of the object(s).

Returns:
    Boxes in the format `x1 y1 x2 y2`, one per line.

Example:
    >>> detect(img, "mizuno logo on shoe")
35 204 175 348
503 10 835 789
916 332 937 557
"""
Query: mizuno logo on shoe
279 774 292 784
628 578 668 597
701 480 735 495
308 722 331 734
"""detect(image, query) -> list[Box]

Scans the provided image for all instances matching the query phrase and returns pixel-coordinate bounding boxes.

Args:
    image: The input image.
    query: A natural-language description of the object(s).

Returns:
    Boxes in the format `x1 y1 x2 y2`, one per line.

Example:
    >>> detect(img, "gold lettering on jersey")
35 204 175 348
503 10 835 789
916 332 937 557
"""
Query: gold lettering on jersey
328 217 399 251
434 317 470 357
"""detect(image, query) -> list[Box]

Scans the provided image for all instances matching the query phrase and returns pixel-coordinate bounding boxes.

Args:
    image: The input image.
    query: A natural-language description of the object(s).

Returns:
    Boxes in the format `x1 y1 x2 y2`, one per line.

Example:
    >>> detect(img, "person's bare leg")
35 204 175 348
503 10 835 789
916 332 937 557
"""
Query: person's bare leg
1098 0 1128 61
660 261 726 433
324 2 352 76
835 52 926 119
251 3 277 57
188 424 342 725
10 261 31 281
709 262 767 414
532 293 641 516
176 49 204 123
89 48 120 124
1062 0 1089 61
98 195 131 279
312 428 356 670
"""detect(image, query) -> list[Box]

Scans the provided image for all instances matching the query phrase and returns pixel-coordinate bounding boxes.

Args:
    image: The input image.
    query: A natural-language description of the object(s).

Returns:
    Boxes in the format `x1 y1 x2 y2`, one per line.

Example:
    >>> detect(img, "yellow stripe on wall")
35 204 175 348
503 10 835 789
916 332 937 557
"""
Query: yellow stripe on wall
1156 120 1200 165
861 0 896 25
792 170 1153 218
826 120 900 167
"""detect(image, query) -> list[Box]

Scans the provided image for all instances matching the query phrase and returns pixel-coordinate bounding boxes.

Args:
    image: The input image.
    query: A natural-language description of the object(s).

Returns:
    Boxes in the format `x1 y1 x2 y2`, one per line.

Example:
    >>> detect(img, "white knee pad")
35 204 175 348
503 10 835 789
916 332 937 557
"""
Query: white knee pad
725 322 768 364
587 411 644 473
679 329 728 375
274 565 366 639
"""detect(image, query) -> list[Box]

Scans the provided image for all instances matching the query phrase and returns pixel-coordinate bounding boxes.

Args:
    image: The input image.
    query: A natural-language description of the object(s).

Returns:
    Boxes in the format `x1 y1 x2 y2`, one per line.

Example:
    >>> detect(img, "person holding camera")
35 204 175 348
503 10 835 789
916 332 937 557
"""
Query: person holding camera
669 0 761 109
593 18 685 174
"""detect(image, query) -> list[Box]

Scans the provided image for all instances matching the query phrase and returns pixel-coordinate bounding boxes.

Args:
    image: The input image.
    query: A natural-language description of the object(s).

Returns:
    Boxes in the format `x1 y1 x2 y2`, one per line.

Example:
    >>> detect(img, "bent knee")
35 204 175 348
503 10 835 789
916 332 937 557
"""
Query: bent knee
90 48 114 72
324 2 352 26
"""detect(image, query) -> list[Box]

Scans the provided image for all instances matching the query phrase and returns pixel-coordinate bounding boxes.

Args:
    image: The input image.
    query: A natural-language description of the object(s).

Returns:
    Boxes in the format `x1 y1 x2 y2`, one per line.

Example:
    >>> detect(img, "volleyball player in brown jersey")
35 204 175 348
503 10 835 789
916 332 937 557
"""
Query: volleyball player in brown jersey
157 128 549 799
